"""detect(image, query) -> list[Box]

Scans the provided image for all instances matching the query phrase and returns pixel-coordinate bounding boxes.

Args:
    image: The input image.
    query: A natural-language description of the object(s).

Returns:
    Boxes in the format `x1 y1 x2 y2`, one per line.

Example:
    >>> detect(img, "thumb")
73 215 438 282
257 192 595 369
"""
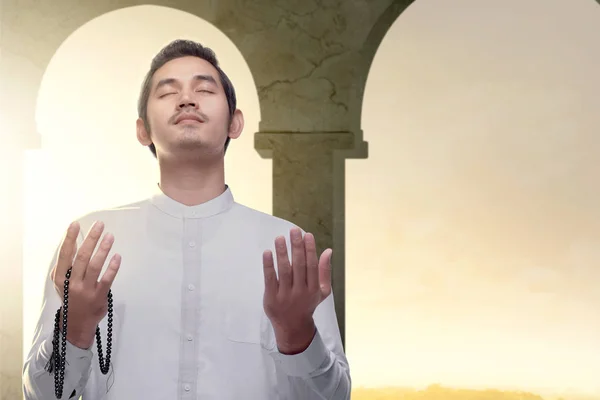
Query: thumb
318 249 333 298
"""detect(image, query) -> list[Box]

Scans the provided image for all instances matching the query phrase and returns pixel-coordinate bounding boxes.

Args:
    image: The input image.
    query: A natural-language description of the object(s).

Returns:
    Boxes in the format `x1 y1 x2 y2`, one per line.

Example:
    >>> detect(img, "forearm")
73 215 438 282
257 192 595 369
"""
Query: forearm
23 333 93 400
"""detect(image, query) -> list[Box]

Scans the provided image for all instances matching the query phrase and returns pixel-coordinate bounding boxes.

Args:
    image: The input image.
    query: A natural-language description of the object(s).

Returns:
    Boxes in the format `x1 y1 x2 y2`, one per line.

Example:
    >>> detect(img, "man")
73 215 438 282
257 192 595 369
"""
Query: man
23 39 350 399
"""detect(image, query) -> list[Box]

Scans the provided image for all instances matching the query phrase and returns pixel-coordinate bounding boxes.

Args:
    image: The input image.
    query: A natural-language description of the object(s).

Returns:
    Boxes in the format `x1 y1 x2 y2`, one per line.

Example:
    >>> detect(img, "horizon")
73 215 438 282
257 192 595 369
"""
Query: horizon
352 383 600 396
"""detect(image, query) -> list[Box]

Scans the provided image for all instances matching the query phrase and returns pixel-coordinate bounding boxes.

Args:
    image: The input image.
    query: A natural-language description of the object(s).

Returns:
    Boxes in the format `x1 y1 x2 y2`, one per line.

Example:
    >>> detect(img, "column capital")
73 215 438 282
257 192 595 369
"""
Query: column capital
254 131 368 159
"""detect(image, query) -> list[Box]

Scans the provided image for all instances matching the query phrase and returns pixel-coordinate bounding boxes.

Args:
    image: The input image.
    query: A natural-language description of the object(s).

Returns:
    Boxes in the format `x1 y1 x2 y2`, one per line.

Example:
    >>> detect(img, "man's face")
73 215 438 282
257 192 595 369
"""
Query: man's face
139 56 240 159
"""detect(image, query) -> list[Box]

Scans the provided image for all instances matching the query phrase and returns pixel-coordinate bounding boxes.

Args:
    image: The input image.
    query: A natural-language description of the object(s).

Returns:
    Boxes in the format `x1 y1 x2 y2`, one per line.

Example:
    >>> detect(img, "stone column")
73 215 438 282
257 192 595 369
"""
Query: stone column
255 131 366 347
207 0 400 351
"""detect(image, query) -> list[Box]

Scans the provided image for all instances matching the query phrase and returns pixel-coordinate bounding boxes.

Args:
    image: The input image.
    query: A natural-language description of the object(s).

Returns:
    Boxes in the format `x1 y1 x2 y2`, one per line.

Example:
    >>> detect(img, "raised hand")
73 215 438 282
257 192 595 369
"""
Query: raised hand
51 220 121 349
262 227 332 354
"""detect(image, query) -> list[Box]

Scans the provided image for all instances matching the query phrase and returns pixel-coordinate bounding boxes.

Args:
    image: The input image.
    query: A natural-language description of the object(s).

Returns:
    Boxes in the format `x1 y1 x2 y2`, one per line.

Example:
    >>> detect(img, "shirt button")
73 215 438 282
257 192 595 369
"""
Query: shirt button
189 241 196 247
187 334 193 341
184 384 191 391
188 284 195 291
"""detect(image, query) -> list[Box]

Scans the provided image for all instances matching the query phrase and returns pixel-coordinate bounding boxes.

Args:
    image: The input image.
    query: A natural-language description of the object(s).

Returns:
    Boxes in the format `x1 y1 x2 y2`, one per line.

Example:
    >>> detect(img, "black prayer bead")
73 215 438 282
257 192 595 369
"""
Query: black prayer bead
51 266 113 398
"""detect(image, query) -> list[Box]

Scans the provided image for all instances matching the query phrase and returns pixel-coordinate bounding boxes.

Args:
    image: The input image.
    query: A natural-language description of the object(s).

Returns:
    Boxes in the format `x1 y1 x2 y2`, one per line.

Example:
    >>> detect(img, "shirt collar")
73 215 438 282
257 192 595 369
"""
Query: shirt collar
150 183 235 219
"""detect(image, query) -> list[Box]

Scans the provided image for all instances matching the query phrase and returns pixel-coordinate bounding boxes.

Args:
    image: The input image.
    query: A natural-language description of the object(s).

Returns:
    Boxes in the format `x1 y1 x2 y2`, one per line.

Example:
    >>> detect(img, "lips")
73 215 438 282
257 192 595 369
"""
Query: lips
175 114 204 124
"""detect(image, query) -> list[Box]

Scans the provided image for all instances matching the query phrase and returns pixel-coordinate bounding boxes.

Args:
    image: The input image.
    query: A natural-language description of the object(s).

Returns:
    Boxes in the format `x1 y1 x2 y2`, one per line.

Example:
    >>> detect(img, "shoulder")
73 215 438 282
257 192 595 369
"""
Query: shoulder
230 202 303 235
73 199 149 234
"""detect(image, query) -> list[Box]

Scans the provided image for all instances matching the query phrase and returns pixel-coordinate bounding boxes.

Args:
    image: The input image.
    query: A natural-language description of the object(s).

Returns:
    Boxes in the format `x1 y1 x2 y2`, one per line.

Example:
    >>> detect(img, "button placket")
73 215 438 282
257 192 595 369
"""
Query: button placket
179 218 201 397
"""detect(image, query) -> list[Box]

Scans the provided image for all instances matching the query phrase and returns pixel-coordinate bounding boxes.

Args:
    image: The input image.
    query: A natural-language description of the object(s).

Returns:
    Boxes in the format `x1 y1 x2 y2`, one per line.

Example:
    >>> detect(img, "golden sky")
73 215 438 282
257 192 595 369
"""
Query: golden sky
19 0 600 397
346 0 600 394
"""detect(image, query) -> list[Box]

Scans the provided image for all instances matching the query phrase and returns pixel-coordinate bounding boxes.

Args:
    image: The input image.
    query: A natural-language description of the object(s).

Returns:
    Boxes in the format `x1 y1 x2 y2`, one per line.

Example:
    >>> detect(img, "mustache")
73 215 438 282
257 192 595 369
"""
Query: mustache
169 110 209 124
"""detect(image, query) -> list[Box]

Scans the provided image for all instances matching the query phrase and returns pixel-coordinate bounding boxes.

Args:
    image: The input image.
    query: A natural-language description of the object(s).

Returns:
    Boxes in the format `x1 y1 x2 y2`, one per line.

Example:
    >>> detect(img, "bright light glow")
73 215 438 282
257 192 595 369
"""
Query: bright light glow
347 0 600 396
20 1 600 398
24 5 268 359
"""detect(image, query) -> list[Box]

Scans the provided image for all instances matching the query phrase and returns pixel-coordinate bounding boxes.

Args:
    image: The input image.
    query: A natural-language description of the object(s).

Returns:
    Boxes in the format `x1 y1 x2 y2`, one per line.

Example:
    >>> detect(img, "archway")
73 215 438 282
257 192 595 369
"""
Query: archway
348 0 600 396
23 5 268 357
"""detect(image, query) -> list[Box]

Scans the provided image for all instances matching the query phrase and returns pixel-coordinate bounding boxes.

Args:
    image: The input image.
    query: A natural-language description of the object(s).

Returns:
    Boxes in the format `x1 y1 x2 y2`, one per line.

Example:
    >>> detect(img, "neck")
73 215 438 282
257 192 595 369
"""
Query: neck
157 157 226 206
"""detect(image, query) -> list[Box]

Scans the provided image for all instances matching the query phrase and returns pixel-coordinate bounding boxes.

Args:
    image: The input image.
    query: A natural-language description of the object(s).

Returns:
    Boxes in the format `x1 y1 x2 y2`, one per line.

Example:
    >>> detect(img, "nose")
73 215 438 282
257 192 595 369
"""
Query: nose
178 90 198 110
178 99 197 109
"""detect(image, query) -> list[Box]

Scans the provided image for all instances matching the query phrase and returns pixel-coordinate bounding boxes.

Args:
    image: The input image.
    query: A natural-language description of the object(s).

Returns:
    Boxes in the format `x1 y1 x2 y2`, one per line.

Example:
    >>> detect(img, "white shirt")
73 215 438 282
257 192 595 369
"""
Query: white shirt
23 185 351 399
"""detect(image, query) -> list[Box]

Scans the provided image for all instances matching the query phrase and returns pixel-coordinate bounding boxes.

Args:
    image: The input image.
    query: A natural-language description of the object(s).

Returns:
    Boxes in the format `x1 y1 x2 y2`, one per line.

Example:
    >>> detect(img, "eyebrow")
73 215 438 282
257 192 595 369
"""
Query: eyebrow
154 74 218 92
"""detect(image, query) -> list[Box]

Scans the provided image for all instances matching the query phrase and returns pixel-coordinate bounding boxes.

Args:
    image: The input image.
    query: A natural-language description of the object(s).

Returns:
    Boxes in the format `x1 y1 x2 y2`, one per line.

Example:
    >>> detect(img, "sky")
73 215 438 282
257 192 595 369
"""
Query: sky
17 0 600 396
346 0 600 394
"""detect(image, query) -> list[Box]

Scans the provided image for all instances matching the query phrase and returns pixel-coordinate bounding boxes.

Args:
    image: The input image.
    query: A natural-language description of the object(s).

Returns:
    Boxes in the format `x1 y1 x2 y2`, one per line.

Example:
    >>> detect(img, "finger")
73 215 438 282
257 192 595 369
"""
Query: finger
97 253 121 296
274 236 292 293
85 232 114 286
71 221 104 281
304 233 319 292
318 249 333 298
290 228 306 288
262 250 278 301
54 221 80 284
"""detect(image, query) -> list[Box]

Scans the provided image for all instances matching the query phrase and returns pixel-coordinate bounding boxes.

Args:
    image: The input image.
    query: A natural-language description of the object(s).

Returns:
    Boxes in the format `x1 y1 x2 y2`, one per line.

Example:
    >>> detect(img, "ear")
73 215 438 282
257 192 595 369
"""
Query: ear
227 109 244 140
136 118 152 146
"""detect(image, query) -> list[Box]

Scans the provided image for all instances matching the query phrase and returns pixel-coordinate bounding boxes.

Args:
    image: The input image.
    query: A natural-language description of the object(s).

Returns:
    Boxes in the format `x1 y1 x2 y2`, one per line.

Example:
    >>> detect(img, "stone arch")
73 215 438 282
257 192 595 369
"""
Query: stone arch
33 4 266 206
349 0 415 157
6 2 226 152
353 0 600 153
24 3 267 358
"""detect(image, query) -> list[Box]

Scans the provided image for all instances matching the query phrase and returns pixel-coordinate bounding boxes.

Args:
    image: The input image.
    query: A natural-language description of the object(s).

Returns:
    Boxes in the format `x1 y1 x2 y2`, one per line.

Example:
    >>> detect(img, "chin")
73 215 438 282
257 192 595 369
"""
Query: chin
177 140 223 156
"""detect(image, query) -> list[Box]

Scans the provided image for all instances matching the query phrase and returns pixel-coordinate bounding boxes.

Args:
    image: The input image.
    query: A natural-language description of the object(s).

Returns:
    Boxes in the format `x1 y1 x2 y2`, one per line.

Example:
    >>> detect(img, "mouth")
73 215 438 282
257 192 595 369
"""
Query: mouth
174 114 204 124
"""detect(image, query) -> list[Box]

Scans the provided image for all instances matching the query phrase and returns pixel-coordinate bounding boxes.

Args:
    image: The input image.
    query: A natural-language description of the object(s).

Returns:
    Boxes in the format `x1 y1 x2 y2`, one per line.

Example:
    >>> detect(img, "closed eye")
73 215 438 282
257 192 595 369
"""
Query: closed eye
158 90 212 98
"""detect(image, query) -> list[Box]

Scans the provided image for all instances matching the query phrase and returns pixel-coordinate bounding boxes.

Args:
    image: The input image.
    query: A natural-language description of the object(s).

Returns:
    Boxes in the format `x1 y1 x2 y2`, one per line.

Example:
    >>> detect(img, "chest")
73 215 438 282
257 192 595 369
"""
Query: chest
103 219 268 323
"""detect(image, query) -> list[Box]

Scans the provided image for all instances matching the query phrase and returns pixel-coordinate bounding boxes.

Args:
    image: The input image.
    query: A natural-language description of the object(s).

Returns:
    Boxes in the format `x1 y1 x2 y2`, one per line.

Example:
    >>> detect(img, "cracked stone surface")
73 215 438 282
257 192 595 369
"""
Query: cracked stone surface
216 0 395 133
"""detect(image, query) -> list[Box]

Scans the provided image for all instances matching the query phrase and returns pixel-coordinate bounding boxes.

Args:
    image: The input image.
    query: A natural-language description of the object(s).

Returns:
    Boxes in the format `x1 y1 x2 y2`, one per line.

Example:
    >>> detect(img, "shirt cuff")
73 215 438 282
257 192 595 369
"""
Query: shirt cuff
41 336 94 372
269 329 331 378
66 340 94 365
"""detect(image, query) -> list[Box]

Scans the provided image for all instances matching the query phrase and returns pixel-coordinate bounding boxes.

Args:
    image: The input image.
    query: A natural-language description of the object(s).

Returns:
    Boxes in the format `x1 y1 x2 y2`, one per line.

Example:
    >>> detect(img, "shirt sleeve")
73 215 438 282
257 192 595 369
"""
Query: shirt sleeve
266 291 352 400
22 235 95 400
